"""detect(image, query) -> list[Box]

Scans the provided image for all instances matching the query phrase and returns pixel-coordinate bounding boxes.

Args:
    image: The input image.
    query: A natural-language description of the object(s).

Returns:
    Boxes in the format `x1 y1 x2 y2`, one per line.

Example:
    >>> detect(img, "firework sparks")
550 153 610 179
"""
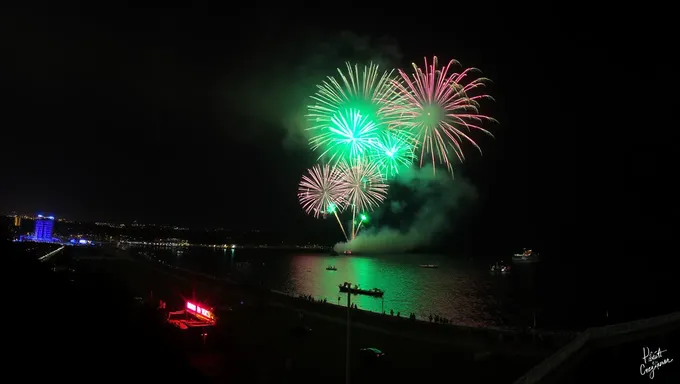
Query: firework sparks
308 108 380 164
307 62 403 163
391 56 496 173
297 164 346 217
337 158 388 214
369 130 416 179
297 56 497 242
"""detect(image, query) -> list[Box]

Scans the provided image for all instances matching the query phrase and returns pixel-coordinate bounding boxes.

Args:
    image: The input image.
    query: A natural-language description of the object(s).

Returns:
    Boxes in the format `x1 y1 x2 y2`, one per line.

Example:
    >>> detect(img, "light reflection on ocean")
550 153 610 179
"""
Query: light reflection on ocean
281 253 500 327
143 248 522 328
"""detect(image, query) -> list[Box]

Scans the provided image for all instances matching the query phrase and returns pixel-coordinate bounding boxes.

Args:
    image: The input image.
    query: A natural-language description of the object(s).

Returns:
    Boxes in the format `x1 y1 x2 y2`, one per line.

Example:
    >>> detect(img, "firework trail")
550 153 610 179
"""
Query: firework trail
297 164 348 240
337 158 388 239
391 56 496 173
307 62 403 163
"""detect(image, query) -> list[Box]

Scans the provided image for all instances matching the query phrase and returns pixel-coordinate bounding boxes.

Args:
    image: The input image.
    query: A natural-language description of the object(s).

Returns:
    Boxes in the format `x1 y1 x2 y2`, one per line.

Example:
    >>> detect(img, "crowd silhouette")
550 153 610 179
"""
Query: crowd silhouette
297 294 454 324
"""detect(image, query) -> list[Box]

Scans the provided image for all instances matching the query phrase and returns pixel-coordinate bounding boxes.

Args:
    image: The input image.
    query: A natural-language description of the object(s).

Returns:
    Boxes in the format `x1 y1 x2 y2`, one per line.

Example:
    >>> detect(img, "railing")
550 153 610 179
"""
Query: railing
38 246 65 262
588 311 680 340
512 332 590 384
513 311 680 383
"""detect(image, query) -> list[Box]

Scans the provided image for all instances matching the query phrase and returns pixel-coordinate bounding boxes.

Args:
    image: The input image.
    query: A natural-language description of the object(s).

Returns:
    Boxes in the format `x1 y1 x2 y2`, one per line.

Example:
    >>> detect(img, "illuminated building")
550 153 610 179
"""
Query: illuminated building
13 216 21 227
166 300 217 332
34 214 55 241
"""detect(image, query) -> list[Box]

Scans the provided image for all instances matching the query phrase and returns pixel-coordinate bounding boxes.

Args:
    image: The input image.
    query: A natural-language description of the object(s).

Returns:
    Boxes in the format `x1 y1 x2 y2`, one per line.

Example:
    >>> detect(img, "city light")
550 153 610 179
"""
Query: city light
34 215 55 241
186 301 215 321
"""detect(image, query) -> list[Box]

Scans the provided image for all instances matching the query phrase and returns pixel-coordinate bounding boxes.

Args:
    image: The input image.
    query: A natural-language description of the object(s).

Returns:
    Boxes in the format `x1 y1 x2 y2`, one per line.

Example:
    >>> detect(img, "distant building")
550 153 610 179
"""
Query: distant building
34 214 55 241
14 216 21 227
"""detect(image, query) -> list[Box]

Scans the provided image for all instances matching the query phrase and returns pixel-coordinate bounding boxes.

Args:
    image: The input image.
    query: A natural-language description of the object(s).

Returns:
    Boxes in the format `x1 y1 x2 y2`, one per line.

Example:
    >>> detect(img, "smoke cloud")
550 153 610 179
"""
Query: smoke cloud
225 31 402 148
333 166 478 254
280 32 402 149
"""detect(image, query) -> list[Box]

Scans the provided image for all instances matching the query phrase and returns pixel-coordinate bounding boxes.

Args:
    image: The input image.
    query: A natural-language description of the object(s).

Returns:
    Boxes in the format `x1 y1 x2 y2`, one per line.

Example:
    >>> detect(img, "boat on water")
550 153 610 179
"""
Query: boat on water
338 282 384 297
419 264 438 269
490 263 511 274
326 266 337 271
512 248 540 264
343 250 355 255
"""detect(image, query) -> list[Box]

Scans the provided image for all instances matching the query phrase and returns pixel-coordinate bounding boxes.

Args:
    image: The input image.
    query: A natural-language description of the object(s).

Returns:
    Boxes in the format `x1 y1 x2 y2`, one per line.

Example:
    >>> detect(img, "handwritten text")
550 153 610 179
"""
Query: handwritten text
640 346 673 379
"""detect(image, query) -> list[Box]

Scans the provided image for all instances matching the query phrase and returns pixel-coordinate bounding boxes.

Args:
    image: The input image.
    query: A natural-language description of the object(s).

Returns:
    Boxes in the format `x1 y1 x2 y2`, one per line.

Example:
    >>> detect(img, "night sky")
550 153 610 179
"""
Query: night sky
1 8 674 256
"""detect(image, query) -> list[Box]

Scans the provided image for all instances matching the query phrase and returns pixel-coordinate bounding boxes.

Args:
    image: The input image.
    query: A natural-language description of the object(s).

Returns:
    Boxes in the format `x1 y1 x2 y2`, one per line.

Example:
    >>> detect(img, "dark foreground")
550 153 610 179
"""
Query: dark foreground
541 323 680 383
11 238 680 383
19 243 576 383
67 250 551 383
11 247 206 381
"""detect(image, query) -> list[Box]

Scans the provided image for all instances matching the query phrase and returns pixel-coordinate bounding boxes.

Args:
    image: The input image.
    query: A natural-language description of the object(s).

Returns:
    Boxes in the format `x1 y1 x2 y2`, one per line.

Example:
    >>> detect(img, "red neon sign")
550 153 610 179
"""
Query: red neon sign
186 301 214 320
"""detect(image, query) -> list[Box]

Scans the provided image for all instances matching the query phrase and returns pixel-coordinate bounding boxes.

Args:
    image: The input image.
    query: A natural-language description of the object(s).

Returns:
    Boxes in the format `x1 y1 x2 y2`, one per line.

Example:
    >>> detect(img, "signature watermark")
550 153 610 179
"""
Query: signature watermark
640 346 673 379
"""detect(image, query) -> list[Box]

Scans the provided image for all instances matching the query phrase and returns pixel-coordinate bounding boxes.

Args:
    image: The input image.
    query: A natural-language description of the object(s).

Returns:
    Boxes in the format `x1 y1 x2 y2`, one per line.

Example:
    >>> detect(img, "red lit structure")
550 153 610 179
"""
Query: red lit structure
166 301 217 330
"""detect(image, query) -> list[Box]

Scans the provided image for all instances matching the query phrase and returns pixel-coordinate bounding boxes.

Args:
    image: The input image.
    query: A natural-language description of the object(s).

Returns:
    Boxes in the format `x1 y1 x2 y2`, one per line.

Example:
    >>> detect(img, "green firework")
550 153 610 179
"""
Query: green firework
308 108 380 164
369 130 415 179
307 62 403 164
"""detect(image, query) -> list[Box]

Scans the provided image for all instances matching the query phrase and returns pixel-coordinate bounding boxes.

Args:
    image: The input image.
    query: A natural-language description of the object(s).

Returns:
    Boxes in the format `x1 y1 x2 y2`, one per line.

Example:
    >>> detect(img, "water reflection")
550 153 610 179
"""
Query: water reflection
286 253 499 327
130 247 680 329
137 248 530 328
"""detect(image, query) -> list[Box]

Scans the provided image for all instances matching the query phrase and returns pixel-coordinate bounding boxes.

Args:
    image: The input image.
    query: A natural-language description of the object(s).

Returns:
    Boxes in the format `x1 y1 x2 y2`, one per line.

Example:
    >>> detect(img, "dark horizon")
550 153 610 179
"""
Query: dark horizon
2 9 674 258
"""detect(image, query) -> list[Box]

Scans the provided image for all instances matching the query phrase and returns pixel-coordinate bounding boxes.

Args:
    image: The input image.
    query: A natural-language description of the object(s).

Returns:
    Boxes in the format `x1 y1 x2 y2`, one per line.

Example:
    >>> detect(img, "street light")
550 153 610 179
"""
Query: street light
345 282 352 384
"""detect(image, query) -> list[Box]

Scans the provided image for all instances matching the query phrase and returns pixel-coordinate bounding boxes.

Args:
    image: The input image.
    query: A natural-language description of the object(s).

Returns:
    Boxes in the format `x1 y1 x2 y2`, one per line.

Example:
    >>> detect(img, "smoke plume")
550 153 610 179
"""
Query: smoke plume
333 166 477 254
225 31 402 148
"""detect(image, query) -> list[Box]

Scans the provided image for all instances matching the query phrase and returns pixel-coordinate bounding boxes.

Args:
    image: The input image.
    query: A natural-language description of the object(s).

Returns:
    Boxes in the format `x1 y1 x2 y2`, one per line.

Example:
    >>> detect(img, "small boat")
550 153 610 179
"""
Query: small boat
512 248 540 264
344 250 355 255
490 263 511 274
419 264 438 268
326 266 337 271
339 283 384 297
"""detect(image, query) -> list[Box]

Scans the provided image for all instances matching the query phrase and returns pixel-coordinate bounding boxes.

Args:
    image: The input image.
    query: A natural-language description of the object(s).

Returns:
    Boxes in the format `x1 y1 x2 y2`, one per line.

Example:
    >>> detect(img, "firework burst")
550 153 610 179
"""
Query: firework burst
391 56 496 173
307 62 403 163
308 108 380 164
337 158 388 214
369 130 415 179
297 164 345 218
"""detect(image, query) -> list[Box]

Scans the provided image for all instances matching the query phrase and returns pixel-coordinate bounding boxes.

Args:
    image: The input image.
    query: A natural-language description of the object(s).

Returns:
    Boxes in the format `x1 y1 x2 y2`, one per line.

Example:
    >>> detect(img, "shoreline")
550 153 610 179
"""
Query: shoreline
92 255 550 382
129 252 578 357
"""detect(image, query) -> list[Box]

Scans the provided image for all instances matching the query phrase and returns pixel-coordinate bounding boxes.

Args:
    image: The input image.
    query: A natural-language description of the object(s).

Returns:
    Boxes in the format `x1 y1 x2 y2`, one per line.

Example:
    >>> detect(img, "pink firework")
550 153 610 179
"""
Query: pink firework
297 164 345 218
336 158 388 213
391 56 497 173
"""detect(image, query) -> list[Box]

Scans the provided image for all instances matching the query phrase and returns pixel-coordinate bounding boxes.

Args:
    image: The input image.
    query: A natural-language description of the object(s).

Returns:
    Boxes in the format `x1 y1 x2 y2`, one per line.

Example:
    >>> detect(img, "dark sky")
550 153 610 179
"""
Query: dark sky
1 8 674 254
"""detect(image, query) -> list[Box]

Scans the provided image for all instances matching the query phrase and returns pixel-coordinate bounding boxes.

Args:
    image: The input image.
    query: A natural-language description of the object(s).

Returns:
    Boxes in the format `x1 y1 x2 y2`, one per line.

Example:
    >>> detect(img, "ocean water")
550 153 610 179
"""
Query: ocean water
135 247 678 331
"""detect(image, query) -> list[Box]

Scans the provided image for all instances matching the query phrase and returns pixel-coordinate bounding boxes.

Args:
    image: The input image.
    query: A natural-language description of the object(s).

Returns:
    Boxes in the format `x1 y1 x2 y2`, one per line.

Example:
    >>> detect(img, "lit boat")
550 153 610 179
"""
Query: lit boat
419 264 438 268
326 266 337 271
339 282 384 297
490 263 511 274
512 248 540 264
344 250 354 255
